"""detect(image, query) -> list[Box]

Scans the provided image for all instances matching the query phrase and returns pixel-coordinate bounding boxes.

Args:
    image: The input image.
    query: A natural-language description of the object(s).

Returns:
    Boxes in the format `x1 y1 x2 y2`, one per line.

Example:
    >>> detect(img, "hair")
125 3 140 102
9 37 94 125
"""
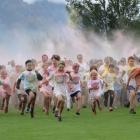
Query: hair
90 65 97 72
25 60 32 65
51 54 60 61
58 61 65 67
90 70 98 77
72 63 80 69
42 54 48 59
77 54 83 58
128 56 134 61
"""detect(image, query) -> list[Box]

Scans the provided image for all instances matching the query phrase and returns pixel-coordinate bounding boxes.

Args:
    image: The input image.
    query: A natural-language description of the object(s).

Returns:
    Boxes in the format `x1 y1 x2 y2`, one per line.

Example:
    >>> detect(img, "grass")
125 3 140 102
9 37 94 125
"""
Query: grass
0 106 140 140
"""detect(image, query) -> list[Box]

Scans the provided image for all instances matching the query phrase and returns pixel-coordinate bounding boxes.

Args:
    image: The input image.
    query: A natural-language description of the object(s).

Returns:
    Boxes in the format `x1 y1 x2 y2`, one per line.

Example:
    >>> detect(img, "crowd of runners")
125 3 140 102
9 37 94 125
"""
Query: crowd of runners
0 54 140 121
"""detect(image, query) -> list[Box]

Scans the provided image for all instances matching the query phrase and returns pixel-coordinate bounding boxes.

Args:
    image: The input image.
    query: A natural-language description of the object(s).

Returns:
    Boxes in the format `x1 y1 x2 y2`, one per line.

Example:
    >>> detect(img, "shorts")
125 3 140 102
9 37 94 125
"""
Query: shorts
25 89 36 96
114 89 122 96
127 86 136 93
70 90 81 97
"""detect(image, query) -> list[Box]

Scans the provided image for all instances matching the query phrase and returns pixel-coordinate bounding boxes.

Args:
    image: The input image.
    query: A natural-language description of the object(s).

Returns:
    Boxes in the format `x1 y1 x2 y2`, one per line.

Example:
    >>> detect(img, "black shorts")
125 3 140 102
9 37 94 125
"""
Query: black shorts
25 89 36 96
127 85 136 93
70 91 81 97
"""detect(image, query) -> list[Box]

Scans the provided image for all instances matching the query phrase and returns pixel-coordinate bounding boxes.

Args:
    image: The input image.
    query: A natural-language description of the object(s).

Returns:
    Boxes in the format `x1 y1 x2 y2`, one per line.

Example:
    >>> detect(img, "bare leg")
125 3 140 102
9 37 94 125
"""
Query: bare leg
76 92 81 115
21 95 27 115
129 90 136 114
4 94 10 113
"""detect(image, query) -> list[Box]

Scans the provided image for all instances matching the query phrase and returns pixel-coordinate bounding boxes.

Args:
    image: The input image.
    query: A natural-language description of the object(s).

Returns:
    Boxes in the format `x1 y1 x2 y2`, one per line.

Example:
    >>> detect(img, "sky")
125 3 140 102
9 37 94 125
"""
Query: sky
22 0 108 5
22 0 66 4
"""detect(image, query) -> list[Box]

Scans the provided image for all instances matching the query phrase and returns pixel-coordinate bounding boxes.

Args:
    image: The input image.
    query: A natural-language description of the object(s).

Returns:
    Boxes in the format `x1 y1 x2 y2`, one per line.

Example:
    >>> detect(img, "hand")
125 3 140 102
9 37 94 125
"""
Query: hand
38 84 42 88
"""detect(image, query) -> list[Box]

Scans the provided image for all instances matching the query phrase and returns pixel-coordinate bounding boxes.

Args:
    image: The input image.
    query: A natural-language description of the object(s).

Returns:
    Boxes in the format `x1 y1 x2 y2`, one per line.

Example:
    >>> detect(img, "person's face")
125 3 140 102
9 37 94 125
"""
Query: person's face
128 59 135 66
42 55 48 63
136 75 140 86
91 72 97 80
0 70 7 79
73 66 79 73
120 58 126 65
58 64 65 72
52 58 58 65
11 60 15 67
109 67 114 73
77 55 83 63
26 62 33 71
15 66 21 73
43 64 48 71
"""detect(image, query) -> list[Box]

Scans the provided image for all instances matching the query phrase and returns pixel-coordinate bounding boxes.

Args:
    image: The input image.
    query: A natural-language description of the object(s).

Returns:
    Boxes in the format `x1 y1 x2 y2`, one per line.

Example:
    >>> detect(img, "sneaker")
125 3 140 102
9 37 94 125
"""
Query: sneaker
109 107 113 112
129 109 136 114
30 108 34 118
58 116 62 122
67 108 70 112
26 107 30 113
20 112 24 115
76 112 80 115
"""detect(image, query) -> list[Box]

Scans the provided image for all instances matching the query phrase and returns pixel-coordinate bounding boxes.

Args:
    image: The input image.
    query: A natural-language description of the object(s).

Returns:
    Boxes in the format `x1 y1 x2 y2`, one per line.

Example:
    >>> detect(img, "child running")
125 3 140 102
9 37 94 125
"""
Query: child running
102 64 116 111
87 70 103 115
16 60 43 118
68 63 82 115
13 65 27 115
127 68 140 114
39 62 53 115
48 54 61 113
0 69 12 113
48 61 69 121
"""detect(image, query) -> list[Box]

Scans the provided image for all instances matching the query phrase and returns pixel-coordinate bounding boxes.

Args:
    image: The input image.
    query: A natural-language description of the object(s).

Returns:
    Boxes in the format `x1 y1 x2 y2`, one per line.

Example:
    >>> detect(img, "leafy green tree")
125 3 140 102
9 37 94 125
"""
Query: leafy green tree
66 0 140 34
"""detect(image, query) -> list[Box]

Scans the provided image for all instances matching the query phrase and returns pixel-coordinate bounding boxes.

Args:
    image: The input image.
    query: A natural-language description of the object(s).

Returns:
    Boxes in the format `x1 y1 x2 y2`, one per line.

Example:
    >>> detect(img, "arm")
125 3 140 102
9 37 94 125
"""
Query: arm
13 81 17 92
16 79 21 89
35 71 43 81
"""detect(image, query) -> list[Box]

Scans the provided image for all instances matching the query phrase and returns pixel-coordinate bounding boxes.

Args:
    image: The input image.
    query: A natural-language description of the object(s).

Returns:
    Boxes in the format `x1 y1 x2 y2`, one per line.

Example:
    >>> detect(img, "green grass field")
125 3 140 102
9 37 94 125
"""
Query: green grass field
0 107 140 140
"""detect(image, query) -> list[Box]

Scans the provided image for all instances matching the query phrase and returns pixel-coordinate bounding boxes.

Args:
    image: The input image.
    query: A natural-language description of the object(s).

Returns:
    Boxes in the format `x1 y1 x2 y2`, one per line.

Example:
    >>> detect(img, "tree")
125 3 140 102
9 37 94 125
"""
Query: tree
66 0 140 34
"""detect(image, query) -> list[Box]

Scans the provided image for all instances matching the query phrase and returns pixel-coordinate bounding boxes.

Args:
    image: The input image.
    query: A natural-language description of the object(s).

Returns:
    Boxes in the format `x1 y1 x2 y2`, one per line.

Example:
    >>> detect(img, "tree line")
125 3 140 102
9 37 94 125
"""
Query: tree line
66 0 140 36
